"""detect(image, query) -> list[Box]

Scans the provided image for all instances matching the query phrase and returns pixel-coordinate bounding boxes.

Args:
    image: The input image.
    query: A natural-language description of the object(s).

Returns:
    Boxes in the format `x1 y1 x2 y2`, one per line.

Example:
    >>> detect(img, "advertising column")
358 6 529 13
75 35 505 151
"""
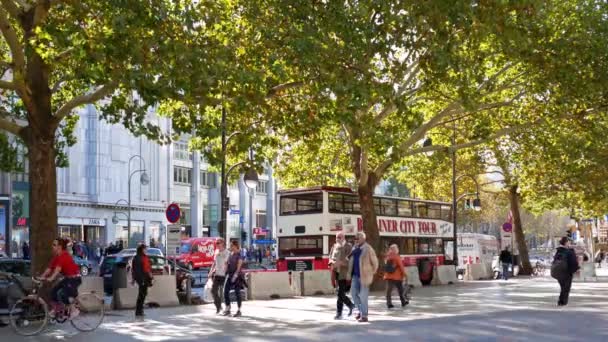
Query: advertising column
0 196 9 257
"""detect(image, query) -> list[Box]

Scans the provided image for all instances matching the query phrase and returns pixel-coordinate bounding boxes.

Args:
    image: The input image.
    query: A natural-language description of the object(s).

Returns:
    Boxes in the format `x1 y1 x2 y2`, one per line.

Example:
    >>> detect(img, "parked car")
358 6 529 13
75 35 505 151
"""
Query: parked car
116 248 163 257
72 255 93 276
104 254 192 294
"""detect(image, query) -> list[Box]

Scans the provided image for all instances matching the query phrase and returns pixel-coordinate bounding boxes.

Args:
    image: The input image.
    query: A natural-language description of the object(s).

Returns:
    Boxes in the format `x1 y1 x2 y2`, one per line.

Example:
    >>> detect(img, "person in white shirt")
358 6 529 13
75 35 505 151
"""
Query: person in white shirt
209 238 231 314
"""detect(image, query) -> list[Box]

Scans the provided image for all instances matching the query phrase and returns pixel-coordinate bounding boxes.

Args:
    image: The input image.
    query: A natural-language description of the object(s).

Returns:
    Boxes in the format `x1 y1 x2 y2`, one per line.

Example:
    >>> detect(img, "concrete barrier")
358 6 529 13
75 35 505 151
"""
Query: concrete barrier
80 276 104 296
301 271 334 296
432 265 457 285
112 275 179 309
465 263 486 280
248 272 297 300
405 267 422 287
574 262 597 282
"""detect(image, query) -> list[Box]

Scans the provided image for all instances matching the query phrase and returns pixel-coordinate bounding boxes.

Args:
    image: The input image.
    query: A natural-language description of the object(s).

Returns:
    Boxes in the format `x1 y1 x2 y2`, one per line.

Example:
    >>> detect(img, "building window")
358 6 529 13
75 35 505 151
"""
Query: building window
256 210 267 228
200 171 217 188
173 166 192 184
173 141 192 161
256 180 268 194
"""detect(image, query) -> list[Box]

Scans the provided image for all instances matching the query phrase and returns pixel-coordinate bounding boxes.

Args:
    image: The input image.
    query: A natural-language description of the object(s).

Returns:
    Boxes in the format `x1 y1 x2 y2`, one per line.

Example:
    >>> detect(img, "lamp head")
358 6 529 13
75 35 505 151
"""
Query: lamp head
243 167 259 189
140 171 150 186
473 198 482 211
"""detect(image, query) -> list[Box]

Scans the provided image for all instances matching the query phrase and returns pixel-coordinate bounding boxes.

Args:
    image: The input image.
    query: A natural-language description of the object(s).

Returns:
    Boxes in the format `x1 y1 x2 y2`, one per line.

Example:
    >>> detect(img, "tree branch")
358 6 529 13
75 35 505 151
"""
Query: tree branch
1 0 21 19
374 103 396 123
476 62 515 92
266 81 305 99
0 4 25 72
0 79 16 90
54 82 117 120
0 116 24 134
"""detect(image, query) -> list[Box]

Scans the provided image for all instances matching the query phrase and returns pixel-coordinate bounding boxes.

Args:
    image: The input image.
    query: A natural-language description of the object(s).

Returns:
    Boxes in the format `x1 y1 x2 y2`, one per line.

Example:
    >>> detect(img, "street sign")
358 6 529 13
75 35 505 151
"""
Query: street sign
166 203 181 224
502 222 512 233
254 239 276 244
229 209 240 215
239 215 244 224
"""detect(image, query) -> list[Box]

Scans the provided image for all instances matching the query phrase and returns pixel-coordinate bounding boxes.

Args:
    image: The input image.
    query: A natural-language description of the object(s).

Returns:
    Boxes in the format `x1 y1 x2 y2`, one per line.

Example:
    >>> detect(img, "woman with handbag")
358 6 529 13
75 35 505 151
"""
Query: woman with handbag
383 244 407 309
222 240 245 317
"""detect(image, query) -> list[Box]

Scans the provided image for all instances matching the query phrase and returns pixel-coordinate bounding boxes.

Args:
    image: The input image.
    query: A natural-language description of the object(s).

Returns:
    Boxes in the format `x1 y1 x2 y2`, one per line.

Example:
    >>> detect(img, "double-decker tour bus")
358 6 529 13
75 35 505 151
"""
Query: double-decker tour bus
276 186 454 273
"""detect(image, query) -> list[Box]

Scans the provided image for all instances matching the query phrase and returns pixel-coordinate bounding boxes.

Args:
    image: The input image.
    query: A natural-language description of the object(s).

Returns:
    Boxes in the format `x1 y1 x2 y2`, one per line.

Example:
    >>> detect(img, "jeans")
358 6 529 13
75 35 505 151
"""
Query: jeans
136 281 149 316
351 276 369 318
224 274 242 310
335 272 353 315
558 274 573 305
385 280 406 307
51 277 81 305
212 275 226 312
502 264 510 280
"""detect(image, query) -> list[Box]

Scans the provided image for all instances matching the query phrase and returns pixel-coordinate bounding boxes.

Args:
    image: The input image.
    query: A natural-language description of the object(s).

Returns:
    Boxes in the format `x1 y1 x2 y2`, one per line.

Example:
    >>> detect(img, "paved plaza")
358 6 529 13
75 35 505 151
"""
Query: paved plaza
2 275 608 341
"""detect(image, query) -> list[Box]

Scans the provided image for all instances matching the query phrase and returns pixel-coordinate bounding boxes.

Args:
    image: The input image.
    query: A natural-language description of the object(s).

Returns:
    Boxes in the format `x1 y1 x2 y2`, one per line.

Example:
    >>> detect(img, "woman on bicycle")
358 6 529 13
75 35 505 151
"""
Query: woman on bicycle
40 237 82 319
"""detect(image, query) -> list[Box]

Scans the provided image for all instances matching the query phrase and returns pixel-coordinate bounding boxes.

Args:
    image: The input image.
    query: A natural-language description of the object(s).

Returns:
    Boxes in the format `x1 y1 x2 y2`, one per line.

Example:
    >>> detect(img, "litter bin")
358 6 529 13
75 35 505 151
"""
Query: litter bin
418 258 434 285
112 261 128 291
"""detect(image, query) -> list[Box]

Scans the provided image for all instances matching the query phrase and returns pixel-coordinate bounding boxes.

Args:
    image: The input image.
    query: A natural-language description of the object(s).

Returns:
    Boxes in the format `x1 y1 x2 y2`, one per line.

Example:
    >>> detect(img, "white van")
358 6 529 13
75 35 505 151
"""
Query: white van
457 233 499 274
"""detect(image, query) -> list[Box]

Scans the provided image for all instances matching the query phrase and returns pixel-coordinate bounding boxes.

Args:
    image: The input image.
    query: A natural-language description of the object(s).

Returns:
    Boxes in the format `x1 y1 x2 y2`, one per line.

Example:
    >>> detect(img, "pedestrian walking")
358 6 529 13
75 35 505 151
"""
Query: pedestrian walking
222 240 245 317
552 237 579 306
209 238 231 314
347 232 378 323
131 244 154 318
384 244 408 309
22 241 30 260
499 246 513 280
595 249 605 268
329 232 354 320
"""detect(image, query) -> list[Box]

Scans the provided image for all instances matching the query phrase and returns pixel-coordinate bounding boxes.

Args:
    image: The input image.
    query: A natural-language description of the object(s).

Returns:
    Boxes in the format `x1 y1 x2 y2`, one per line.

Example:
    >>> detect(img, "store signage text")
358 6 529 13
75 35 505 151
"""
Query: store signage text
17 217 27 226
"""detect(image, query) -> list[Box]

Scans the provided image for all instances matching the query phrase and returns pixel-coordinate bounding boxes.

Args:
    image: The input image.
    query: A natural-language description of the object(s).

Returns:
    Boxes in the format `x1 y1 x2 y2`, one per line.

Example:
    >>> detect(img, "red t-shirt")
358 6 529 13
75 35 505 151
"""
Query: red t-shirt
48 251 80 277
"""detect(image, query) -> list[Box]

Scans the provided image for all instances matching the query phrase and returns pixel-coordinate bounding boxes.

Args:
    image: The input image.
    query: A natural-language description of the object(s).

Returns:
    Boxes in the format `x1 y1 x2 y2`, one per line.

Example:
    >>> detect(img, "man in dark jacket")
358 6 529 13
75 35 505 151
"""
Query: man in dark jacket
555 237 579 306
131 245 153 317
499 247 513 280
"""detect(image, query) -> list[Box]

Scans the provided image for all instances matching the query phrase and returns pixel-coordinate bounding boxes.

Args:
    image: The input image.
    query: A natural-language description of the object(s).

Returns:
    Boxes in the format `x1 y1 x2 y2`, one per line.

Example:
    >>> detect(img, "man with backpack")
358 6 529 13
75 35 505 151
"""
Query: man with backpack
499 246 512 280
551 237 580 306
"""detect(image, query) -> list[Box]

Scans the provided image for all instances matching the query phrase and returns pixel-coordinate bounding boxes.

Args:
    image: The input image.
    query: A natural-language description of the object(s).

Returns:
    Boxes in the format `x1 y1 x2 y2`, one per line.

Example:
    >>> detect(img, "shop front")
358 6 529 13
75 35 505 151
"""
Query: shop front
0 196 9 257
114 220 144 248
58 217 84 242
11 183 30 258
83 218 106 244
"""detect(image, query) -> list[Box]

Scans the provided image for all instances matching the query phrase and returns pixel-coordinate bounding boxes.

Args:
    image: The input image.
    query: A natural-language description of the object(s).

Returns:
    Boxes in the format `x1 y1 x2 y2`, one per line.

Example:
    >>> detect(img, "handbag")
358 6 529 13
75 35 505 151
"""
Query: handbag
384 260 396 273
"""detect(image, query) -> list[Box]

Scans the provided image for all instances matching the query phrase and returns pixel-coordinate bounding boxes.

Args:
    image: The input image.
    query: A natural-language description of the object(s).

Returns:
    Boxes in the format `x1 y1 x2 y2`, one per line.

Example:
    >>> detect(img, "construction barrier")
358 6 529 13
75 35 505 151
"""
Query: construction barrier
301 271 334 296
432 265 457 285
248 271 297 300
80 276 104 296
464 263 486 280
405 267 422 287
112 275 179 310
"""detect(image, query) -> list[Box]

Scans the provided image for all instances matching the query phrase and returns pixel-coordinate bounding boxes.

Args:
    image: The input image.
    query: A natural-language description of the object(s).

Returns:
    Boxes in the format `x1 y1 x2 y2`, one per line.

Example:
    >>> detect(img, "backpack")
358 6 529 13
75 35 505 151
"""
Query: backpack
551 251 569 280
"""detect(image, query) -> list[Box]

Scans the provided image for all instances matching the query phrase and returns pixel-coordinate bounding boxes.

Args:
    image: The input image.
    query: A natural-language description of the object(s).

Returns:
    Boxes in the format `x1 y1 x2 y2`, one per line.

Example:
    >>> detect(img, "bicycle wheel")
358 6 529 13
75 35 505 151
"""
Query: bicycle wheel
70 292 105 332
9 296 49 336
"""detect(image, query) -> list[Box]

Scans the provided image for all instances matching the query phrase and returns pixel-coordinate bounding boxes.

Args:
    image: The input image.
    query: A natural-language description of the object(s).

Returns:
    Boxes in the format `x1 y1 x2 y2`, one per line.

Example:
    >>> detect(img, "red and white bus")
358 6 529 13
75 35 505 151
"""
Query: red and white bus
276 186 455 272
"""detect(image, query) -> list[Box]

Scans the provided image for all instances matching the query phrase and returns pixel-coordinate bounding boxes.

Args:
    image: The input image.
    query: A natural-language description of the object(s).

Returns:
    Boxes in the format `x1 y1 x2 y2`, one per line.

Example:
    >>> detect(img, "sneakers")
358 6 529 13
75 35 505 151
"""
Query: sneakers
334 314 342 320
221 310 231 316
347 306 354 317
357 317 369 323
355 313 361 320
387 304 395 309
232 311 242 318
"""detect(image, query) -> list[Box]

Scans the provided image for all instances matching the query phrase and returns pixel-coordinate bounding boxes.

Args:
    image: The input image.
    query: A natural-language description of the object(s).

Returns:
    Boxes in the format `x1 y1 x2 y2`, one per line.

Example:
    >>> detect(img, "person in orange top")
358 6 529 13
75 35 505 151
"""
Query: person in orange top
383 244 407 309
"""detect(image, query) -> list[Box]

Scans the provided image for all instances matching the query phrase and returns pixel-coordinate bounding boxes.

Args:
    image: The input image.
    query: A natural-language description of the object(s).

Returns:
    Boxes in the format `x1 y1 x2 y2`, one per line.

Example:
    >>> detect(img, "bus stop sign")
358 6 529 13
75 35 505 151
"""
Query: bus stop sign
166 203 181 224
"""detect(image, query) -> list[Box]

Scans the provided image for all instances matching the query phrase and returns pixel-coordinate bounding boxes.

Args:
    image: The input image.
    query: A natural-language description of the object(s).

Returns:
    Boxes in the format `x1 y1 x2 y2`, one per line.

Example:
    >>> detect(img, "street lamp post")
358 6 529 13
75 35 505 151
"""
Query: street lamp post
423 126 481 266
219 106 259 241
127 155 149 248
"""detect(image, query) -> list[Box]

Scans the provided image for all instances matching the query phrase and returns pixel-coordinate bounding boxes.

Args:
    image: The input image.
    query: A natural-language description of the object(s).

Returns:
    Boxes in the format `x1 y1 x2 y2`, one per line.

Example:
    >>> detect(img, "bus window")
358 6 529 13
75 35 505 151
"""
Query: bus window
428 204 442 219
280 192 323 215
430 238 444 254
414 202 428 218
329 193 344 212
278 236 323 257
381 237 403 254
398 200 413 217
441 205 452 221
382 198 397 216
403 238 417 254
343 194 360 213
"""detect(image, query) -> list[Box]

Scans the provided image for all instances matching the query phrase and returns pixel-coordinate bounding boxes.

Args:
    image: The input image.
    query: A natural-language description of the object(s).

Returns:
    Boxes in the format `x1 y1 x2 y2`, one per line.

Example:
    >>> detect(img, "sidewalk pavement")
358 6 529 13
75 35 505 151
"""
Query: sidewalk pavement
2 276 608 341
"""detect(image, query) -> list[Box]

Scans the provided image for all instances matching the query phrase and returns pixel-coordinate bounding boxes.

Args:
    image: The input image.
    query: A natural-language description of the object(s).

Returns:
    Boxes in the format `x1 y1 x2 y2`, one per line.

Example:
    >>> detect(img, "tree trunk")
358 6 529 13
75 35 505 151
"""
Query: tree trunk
25 131 58 274
508 185 533 275
358 178 380 253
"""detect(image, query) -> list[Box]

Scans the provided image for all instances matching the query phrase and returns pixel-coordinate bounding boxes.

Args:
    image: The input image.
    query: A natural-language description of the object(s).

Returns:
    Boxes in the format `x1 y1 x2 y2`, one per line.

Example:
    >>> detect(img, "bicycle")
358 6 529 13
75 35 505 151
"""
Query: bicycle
8 275 105 336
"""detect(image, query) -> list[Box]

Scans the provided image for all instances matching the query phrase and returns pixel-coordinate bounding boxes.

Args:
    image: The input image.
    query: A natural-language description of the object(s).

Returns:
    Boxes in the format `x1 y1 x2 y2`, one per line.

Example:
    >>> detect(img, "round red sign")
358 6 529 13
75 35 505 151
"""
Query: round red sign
166 203 181 223
502 222 512 233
